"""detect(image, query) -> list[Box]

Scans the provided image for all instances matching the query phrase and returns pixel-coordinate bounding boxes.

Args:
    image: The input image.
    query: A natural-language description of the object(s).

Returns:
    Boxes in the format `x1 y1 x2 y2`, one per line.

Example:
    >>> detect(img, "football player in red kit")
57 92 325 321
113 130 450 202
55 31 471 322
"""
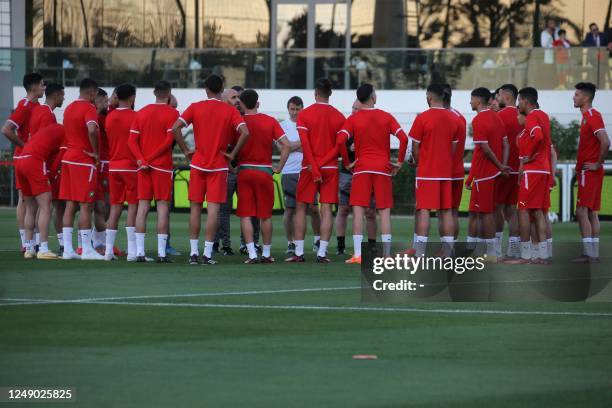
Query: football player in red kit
337 84 408 264
173 74 250 265
235 89 291 263
59 78 103 260
287 78 345 263
129 81 179 263
17 124 65 259
1 73 45 252
91 88 110 253
572 82 610 263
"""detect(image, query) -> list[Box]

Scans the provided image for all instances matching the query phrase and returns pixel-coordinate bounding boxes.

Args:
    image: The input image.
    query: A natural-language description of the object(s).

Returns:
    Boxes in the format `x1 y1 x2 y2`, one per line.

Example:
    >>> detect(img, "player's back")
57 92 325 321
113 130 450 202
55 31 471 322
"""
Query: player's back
471 109 504 178
412 108 458 179
239 113 283 166
22 123 64 160
133 103 178 168
349 108 397 173
498 106 522 172
297 103 345 167
63 99 97 162
29 104 56 135
449 108 467 179
525 109 551 172
106 108 137 169
9 98 39 155
98 112 110 162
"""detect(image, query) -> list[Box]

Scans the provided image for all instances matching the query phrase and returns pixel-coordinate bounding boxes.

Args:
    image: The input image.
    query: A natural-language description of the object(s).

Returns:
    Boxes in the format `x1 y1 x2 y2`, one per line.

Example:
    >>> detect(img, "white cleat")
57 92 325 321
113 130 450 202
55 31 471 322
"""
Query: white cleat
62 250 81 260
81 250 105 260
104 253 117 261
127 255 154 262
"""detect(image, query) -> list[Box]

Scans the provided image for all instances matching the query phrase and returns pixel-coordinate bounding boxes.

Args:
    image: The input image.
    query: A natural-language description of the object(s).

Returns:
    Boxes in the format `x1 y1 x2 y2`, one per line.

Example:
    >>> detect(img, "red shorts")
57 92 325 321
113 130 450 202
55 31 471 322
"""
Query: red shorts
109 171 138 205
14 156 50 197
59 160 98 203
469 177 497 213
495 174 519 206
296 168 338 204
350 172 392 209
188 167 227 204
518 172 549 210
138 167 173 202
415 179 452 210
94 162 109 201
49 150 65 200
576 168 604 211
236 169 274 218
451 179 464 209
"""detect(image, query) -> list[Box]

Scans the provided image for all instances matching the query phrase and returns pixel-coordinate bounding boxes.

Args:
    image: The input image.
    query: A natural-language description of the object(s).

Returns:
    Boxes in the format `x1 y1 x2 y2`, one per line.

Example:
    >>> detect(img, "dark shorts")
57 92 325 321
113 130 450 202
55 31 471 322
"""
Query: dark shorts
282 173 318 209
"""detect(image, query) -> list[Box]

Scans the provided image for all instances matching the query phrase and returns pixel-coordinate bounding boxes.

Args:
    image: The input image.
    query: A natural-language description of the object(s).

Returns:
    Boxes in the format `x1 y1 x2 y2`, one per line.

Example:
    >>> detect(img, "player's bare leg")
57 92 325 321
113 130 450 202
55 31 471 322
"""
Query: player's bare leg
53 200 65 253
61 201 78 258
451 208 460 240
77 202 102 259
104 203 122 260
505 209 532 264
438 208 455 257
93 200 108 253
413 209 431 257
309 204 321 252
346 205 365 264
545 215 553 260
573 206 599 262
260 218 273 262
494 205 505 257
240 216 257 263
283 207 295 251
480 212 497 260
154 200 171 262
22 196 36 258
287 201 308 261
504 205 520 259
467 212 480 253
588 209 600 262
16 191 27 251
202 202 220 264
335 204 350 255
33 191 56 258
366 207 377 241
377 207 392 257
135 200 150 261
315 203 333 261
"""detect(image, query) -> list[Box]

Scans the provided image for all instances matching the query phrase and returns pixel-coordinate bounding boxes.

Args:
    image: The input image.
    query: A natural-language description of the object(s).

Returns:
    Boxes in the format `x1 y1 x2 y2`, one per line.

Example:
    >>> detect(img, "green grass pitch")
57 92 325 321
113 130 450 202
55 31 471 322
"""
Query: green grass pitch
1 208 611 407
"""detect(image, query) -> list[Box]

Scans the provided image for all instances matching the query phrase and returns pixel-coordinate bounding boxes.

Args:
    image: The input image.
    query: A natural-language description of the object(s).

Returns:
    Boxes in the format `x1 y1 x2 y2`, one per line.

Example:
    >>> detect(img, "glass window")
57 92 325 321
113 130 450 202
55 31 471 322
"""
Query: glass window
315 3 347 48
202 0 269 48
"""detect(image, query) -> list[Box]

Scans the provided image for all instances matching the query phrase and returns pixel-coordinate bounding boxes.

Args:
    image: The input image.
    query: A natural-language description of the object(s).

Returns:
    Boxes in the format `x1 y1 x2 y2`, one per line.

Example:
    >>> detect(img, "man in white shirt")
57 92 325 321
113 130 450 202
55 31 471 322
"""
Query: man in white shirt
280 96 321 254
541 18 558 65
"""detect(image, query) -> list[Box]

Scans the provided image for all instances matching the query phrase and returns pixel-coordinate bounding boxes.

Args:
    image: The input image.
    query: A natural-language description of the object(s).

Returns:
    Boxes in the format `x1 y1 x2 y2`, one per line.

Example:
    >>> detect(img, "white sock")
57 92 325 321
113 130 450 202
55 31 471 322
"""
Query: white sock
381 234 392 243
204 241 214 258
126 227 136 258
63 227 74 253
507 236 520 257
80 229 93 252
93 229 105 249
538 242 548 260
77 231 82 249
495 232 503 258
530 241 538 260
136 232 146 256
34 232 41 245
263 244 271 258
295 240 305 256
317 240 329 257
57 233 63 248
19 229 26 247
157 234 168 257
25 239 33 252
314 235 320 244
467 236 478 250
190 239 199 256
520 241 531 260
40 241 49 252
415 235 428 257
582 237 592 257
411 233 418 249
546 238 553 259
353 234 363 257
105 229 118 256
485 238 496 257
246 242 257 259
592 237 599 258
440 235 454 257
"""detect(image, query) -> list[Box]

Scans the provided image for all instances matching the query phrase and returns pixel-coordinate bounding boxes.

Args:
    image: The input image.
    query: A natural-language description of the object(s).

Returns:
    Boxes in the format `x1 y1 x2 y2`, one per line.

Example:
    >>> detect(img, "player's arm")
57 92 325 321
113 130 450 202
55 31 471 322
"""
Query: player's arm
274 136 291 174
502 136 510 166
407 115 423 165
336 130 351 170
129 119 149 168
297 124 320 180
1 121 23 147
584 128 610 171
226 123 250 162
479 142 508 173
86 121 100 165
392 128 408 176
172 116 194 160
147 128 175 162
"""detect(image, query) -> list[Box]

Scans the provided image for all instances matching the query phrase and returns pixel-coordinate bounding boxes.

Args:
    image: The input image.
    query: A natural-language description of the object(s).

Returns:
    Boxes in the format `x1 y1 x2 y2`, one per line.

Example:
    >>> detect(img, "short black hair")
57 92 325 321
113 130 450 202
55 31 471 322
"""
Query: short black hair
471 87 491 103
426 83 445 101
499 83 518 100
154 80 171 97
518 87 538 106
558 29 566 36
315 77 332 98
79 78 98 92
441 83 452 104
231 85 244 93
204 74 224 94
44 82 64 98
23 73 43 91
239 89 258 110
116 83 136 101
287 96 303 108
97 88 108 98
589 22 598 29
356 83 374 103
575 82 596 101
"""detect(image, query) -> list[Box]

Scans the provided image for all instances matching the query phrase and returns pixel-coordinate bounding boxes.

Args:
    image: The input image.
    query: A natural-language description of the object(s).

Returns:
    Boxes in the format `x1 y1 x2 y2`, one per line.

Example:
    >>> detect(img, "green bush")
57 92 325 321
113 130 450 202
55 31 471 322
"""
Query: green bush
550 118 579 160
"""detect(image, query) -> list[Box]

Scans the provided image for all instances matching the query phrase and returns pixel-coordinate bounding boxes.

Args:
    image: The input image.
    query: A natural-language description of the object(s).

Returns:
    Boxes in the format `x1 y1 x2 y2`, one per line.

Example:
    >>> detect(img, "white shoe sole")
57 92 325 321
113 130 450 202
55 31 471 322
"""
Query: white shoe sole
81 251 105 260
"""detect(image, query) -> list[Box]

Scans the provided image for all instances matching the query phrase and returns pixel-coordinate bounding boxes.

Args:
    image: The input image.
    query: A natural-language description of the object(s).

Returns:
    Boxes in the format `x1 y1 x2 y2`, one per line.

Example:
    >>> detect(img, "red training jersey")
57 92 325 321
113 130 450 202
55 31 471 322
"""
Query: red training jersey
129 103 179 170
409 107 460 180
29 104 57 135
106 108 138 171
22 123 65 163
98 112 110 162
238 113 285 167
519 109 551 173
179 98 245 171
497 106 522 173
338 108 408 175
296 102 345 169
62 99 98 164
577 107 606 172
471 109 505 180
7 98 39 156
449 108 467 179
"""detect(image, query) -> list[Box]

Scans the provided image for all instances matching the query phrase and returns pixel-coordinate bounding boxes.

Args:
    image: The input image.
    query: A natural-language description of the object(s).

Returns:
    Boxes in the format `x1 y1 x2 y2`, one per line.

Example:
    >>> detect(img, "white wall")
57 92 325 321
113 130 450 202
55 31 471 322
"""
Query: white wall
14 87 612 149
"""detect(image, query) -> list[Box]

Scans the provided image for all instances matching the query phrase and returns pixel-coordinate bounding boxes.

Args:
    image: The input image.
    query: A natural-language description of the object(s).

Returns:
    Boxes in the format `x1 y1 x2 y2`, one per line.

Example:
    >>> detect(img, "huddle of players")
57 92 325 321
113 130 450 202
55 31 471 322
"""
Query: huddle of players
3 72 608 265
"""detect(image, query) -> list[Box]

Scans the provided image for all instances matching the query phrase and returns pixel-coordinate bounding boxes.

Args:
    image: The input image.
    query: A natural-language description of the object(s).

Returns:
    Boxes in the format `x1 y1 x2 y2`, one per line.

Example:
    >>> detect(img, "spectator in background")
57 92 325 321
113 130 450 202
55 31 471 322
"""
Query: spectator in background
582 23 610 87
582 23 609 47
553 29 571 89
540 18 558 65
